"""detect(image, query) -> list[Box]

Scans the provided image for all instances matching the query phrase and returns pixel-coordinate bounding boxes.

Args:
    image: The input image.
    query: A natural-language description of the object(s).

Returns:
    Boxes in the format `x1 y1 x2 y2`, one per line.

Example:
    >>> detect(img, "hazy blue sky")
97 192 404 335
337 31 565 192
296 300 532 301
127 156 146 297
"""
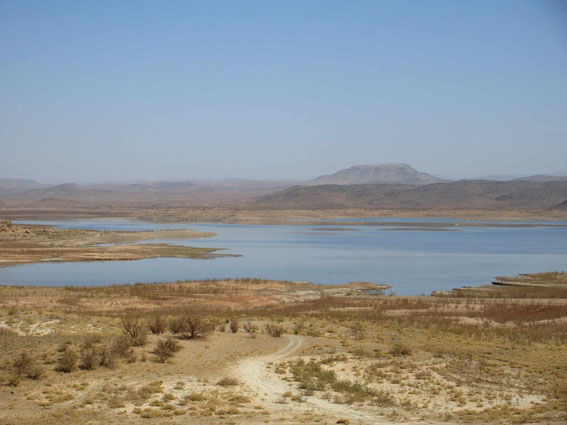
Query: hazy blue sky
1 1 566 182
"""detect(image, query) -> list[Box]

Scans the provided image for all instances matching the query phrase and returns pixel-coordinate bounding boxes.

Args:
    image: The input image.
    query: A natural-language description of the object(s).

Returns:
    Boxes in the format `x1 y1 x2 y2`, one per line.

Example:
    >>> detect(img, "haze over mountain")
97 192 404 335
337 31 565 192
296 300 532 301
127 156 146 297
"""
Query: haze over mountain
0 179 50 191
0 178 296 207
253 180 567 211
307 164 441 186
512 175 567 183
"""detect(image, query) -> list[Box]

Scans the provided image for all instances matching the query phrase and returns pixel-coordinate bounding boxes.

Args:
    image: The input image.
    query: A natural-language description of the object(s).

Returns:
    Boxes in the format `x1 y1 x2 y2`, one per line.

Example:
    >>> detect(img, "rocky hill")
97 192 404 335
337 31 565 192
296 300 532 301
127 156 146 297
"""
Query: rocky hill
307 163 441 186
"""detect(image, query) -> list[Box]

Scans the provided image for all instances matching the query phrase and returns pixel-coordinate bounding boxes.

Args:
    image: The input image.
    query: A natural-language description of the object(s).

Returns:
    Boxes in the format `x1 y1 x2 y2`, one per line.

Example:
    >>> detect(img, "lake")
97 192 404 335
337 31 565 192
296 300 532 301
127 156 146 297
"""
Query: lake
1 218 566 295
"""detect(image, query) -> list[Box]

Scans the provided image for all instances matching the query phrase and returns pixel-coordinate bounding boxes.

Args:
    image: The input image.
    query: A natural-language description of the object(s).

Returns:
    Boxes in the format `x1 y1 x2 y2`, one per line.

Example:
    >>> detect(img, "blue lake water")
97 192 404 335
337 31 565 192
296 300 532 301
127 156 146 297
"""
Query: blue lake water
0 219 566 295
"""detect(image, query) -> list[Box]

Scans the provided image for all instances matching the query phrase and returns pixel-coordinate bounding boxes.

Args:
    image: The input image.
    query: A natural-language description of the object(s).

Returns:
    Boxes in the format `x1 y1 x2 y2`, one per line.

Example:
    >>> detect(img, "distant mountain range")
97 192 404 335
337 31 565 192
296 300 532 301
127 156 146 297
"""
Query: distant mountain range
252 180 567 211
0 178 50 191
307 163 441 186
512 175 567 183
0 178 295 206
1 165 566 211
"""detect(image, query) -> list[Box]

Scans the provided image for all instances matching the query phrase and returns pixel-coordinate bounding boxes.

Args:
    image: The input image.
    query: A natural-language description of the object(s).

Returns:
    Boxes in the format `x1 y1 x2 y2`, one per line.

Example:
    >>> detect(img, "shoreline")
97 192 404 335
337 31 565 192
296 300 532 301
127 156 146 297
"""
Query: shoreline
0 221 225 269
8 216 567 229
1 206 567 224
1 273 566 302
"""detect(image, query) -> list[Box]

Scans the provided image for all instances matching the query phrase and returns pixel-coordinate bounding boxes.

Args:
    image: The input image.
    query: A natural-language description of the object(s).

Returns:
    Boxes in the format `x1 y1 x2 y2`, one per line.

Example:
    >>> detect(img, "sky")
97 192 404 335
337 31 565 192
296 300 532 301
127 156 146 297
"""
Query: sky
1 1 566 183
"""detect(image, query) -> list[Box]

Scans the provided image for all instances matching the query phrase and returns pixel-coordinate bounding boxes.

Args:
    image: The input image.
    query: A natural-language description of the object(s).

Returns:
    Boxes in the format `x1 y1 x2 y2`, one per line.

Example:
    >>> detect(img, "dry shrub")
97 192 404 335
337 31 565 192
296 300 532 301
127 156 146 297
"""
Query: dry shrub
111 335 132 358
179 311 210 339
169 316 187 334
228 317 240 333
121 316 147 346
242 320 256 333
77 336 116 370
13 352 34 375
153 338 181 363
79 347 99 371
84 334 102 346
217 377 239 386
180 392 206 404
349 322 365 340
57 347 78 373
207 318 222 332
26 365 44 379
265 323 284 337
79 337 100 370
57 340 73 353
111 335 137 363
7 352 43 385
390 342 412 357
147 313 167 334
126 349 137 364
99 346 115 369
293 321 305 335
6 370 21 387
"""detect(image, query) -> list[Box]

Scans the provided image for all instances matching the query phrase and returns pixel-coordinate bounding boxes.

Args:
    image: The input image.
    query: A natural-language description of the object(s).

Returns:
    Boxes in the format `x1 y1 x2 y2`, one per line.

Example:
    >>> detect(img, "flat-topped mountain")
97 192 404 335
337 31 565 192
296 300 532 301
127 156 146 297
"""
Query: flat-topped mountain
307 163 441 186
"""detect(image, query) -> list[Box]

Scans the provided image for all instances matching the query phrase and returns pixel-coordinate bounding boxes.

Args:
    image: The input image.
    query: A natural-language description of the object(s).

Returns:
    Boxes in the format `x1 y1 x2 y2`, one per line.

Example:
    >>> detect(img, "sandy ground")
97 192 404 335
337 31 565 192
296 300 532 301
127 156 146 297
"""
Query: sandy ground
0 277 566 424
236 335 411 424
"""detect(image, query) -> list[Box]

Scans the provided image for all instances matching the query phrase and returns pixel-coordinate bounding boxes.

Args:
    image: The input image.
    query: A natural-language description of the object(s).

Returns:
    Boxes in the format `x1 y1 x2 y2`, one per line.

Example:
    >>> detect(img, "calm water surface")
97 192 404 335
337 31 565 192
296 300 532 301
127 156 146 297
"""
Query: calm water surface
1 219 566 295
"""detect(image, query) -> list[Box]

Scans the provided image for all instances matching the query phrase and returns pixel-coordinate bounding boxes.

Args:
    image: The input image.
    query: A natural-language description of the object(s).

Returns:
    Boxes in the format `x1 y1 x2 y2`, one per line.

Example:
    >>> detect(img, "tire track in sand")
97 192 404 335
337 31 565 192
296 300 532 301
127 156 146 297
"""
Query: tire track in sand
235 334 387 424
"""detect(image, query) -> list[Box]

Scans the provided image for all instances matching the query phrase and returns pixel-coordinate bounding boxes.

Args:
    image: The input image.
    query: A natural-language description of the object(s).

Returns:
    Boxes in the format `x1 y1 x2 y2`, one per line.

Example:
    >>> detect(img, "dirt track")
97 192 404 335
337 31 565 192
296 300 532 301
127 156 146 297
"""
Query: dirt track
235 334 434 425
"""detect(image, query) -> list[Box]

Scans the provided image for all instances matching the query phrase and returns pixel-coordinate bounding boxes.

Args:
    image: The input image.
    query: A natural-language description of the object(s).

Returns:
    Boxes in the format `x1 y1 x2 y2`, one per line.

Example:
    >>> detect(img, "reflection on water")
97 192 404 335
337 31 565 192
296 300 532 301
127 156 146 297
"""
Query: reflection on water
1 219 566 295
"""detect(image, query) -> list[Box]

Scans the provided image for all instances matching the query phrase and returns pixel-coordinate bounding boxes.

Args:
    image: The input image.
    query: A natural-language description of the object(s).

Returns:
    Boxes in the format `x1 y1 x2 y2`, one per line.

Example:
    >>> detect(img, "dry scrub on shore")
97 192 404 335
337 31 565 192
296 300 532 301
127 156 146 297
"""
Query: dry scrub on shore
2 205 567 224
1 276 566 424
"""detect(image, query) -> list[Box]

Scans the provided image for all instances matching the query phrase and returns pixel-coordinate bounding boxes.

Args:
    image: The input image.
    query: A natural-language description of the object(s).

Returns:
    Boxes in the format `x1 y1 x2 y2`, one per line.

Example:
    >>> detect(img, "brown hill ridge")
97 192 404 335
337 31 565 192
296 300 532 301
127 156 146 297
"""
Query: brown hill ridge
253 180 567 210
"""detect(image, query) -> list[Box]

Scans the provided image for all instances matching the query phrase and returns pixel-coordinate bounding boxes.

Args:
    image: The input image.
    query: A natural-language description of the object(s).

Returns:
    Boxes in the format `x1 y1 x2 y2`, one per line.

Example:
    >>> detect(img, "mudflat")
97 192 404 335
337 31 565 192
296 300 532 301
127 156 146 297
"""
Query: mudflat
1 204 567 224
0 220 222 268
